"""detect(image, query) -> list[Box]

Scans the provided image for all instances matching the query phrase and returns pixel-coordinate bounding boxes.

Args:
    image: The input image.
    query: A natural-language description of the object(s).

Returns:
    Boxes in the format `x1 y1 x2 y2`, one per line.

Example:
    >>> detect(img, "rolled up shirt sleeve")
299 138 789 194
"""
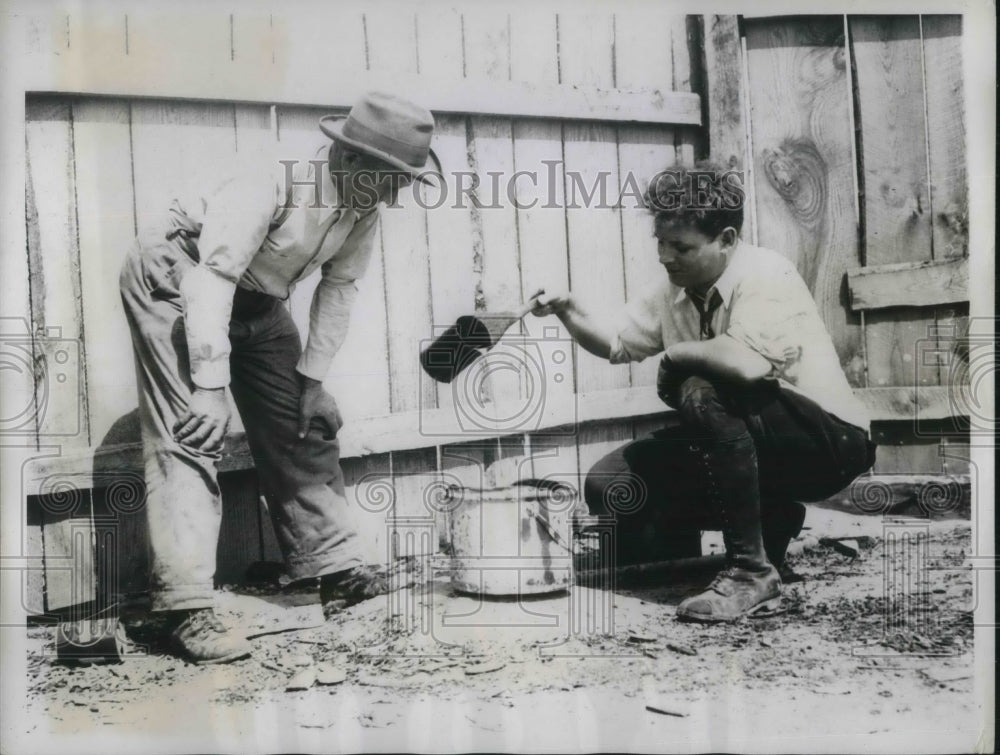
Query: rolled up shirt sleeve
608 282 666 364
725 267 815 381
179 169 281 389
296 208 379 380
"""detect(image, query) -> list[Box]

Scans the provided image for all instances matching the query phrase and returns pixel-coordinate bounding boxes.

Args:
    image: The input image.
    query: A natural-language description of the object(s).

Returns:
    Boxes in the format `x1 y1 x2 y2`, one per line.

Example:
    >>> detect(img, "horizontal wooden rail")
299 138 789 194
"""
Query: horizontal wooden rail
26 64 701 127
847 257 969 311
23 384 970 496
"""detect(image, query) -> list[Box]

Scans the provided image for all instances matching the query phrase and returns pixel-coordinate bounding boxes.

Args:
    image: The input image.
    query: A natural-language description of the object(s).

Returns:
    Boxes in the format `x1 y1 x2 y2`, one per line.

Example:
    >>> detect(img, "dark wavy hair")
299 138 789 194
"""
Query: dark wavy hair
643 160 746 238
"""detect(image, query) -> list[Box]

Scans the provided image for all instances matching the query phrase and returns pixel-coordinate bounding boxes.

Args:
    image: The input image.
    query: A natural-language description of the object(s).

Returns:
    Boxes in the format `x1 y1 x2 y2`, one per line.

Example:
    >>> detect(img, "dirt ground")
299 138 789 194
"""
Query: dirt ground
20 511 984 752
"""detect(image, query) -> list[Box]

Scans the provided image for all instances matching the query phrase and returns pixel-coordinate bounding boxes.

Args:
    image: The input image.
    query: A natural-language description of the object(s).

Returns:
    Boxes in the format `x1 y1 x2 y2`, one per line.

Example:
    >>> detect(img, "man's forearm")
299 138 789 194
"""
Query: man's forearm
557 300 614 359
666 335 772 384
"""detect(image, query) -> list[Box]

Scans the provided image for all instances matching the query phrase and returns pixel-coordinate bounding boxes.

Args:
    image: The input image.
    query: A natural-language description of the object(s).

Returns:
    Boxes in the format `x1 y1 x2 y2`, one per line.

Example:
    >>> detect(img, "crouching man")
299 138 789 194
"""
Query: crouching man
119 92 436 662
531 162 876 622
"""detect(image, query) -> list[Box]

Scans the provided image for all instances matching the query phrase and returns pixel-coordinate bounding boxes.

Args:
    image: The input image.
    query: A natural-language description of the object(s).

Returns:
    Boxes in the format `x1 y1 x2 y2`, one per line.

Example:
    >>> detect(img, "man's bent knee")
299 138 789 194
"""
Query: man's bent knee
676 375 748 442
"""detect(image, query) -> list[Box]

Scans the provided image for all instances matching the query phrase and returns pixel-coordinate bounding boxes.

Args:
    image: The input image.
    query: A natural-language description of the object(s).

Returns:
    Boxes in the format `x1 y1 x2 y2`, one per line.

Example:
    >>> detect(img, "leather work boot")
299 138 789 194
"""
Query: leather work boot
762 500 807 571
169 608 252 664
676 434 783 623
320 564 389 619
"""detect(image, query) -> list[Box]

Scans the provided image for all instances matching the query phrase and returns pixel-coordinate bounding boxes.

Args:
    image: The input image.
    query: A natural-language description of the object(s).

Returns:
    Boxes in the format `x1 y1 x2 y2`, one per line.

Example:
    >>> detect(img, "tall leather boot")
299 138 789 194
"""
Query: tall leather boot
676 434 782 622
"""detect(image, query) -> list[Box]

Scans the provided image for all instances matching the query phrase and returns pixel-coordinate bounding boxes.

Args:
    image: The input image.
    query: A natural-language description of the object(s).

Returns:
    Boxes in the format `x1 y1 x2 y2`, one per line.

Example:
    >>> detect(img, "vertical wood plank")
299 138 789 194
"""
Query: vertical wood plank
414 5 464 81
72 99 139 447
129 100 238 234
422 116 477 414
342 453 393 565
388 448 439 559
558 12 629 397
703 15 747 171
921 15 969 438
365 9 435 414
25 98 88 445
671 15 698 166
509 9 582 495
461 12 523 410
561 120 628 395
116 9 231 88
615 8 679 391
415 8 477 413
851 15 939 411
851 15 942 473
921 15 967 261
271 7 367 91
744 18 865 386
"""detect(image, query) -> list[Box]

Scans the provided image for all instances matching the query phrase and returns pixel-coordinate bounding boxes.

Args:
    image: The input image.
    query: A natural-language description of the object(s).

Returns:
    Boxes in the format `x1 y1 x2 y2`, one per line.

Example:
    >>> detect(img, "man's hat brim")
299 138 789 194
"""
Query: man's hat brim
319 115 441 185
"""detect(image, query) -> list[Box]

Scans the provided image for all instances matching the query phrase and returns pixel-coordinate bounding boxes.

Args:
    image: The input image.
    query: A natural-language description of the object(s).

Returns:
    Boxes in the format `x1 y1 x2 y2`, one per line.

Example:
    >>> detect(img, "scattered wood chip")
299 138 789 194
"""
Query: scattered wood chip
628 632 657 644
666 642 698 656
759 637 773 648
814 682 853 695
820 537 860 558
289 654 313 667
645 698 690 717
286 668 316 691
923 667 972 683
315 663 347 686
259 660 285 673
464 659 506 676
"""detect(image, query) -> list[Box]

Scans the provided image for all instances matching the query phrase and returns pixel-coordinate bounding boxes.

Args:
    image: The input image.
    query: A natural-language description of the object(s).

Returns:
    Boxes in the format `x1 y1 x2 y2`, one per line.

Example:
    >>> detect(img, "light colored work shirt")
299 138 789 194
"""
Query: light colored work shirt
609 241 870 431
173 137 379 389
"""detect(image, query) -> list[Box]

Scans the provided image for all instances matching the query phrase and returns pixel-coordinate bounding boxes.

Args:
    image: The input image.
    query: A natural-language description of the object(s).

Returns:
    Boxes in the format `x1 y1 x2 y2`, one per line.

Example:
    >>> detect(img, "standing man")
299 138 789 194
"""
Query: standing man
531 162 876 623
119 92 436 663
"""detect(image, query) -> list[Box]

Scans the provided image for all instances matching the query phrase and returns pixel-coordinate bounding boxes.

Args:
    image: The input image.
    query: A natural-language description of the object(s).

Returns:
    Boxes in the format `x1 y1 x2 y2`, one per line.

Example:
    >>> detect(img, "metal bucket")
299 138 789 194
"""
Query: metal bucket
446 481 576 596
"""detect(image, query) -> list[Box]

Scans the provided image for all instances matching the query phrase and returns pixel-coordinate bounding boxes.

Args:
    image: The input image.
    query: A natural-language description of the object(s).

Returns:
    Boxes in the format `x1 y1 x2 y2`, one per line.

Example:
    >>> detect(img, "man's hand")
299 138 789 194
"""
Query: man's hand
656 351 689 407
530 290 573 317
298 374 343 440
173 387 231 453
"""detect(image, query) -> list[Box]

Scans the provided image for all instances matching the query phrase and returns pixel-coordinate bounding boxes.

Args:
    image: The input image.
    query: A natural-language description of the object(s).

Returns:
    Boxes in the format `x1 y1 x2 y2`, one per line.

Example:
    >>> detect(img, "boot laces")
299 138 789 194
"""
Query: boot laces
188 608 227 634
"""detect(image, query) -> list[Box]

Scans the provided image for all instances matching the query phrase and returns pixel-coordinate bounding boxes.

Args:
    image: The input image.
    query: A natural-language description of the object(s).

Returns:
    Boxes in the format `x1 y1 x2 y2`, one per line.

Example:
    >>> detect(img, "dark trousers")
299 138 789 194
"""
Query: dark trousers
584 375 876 557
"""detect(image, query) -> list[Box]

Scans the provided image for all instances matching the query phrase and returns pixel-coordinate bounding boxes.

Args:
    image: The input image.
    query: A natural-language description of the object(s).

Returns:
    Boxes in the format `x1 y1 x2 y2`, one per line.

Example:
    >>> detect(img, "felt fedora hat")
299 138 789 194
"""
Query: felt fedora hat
319 92 438 179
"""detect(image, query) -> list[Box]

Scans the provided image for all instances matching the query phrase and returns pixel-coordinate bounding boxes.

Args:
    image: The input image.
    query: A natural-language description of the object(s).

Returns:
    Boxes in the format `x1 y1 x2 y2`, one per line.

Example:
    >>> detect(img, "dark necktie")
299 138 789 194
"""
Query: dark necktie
688 289 723 340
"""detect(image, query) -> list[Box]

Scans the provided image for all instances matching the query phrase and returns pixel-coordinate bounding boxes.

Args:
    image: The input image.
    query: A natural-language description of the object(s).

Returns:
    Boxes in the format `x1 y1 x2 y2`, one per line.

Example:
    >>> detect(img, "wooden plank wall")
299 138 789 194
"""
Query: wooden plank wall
741 14 968 476
19 7 694 598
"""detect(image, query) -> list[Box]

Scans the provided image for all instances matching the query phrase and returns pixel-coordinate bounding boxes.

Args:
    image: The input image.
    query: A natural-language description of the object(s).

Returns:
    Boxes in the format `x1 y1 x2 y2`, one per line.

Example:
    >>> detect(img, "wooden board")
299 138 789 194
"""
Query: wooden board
25 10 701 126
465 115 523 409
341 453 393 565
387 448 439 560
847 258 968 310
423 116 478 413
562 121 630 395
36 490 96 612
71 99 139 447
365 10 435 414
507 9 583 490
671 15 699 166
744 18 865 387
921 15 967 261
850 16 938 398
25 98 88 443
614 9 678 392
703 15 747 171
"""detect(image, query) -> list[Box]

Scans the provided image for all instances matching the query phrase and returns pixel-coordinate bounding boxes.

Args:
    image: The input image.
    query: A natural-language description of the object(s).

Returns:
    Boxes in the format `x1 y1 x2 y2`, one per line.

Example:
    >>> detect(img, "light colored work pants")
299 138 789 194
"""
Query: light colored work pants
119 225 362 611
